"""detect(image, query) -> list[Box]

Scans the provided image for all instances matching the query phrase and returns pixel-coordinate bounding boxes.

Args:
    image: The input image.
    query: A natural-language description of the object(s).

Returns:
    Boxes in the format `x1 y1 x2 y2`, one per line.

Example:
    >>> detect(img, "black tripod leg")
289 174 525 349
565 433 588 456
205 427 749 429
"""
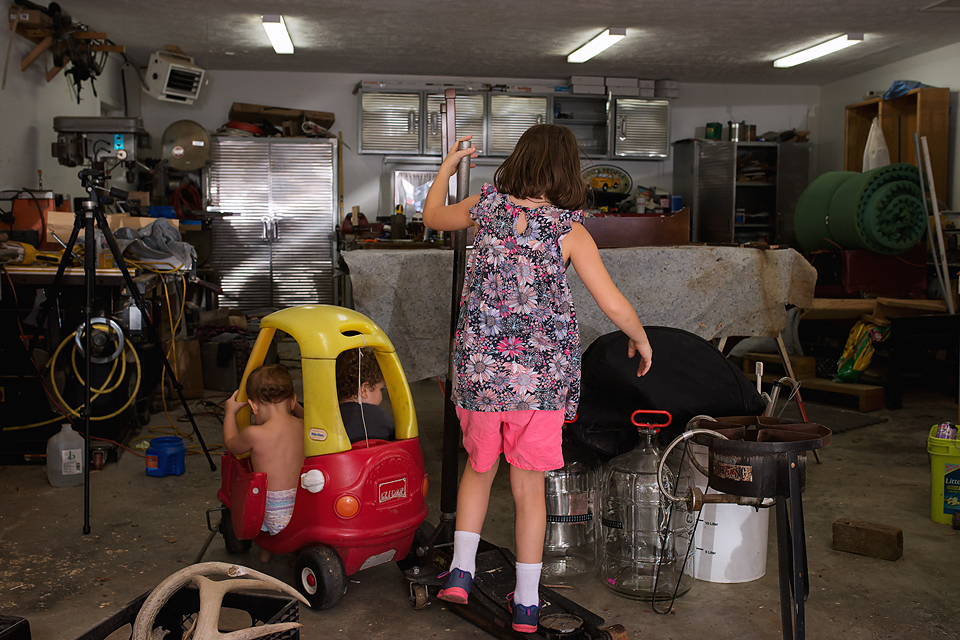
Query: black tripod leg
93 211 216 471
82 208 94 535
787 452 806 639
776 496 794 640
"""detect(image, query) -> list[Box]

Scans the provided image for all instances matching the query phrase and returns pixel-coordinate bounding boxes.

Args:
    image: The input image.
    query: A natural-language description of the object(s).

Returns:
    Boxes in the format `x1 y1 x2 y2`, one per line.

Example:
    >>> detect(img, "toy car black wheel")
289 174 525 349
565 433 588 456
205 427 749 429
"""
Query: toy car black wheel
218 507 252 554
601 184 608 191
295 546 347 610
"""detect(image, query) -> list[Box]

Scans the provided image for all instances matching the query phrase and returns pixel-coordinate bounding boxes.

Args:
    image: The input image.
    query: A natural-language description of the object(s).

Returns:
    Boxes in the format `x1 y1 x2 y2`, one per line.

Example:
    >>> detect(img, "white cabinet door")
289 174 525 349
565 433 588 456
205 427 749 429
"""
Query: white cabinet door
489 95 547 156
613 99 670 159
360 92 421 153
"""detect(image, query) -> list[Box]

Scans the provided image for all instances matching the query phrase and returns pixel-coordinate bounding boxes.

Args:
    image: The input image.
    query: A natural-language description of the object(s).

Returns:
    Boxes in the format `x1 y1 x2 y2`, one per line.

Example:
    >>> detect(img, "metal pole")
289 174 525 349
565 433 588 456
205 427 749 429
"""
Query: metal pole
920 136 955 314
439 89 471 530
914 133 949 309
82 201 94 535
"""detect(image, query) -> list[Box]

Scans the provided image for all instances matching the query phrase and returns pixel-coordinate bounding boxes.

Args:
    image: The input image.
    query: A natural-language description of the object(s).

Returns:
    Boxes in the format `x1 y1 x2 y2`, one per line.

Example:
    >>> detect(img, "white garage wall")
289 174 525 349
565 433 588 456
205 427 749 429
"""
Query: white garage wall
137 70 819 219
820 41 960 208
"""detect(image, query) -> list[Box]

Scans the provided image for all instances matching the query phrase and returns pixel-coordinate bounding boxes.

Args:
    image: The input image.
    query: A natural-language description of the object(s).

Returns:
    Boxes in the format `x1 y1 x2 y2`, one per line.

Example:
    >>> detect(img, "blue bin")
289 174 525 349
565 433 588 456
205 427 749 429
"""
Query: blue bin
146 437 186 477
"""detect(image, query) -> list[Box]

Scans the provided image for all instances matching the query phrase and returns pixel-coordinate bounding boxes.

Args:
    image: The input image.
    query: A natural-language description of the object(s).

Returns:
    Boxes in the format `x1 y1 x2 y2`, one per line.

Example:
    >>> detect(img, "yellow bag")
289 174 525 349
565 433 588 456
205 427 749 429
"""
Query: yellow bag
835 321 890 383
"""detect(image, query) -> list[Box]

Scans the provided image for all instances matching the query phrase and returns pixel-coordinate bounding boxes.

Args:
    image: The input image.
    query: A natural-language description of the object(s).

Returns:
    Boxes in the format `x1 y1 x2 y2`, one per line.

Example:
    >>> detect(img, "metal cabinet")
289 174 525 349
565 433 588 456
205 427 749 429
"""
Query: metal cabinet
489 95 548 156
673 139 811 246
206 137 339 308
360 92 421 153
612 98 670 159
553 95 611 157
425 93 484 155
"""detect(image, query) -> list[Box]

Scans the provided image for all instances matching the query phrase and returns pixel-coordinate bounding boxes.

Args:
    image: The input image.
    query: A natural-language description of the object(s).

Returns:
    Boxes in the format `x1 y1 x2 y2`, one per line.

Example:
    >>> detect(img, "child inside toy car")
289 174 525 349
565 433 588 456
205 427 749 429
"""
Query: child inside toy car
215 305 429 609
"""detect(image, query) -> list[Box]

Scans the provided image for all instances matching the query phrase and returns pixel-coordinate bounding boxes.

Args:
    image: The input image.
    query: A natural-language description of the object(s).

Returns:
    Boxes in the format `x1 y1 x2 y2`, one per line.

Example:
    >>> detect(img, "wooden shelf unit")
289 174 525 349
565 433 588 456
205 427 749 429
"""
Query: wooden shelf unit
843 87 949 197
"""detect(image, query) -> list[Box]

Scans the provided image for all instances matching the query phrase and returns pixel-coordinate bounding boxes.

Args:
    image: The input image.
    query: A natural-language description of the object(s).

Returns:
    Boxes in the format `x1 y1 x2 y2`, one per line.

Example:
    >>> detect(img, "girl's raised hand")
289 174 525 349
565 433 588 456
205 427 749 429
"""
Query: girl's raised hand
441 135 478 178
627 339 653 377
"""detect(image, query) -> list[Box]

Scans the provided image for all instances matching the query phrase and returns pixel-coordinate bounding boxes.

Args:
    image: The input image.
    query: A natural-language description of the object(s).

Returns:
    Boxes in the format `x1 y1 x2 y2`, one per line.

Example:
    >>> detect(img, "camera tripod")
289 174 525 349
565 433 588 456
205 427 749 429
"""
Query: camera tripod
27 163 216 535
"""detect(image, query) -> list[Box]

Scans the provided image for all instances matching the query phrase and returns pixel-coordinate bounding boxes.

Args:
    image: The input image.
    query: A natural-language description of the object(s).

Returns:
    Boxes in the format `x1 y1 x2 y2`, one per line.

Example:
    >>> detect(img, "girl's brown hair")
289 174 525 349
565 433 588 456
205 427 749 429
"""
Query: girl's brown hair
336 347 385 401
246 364 294 405
494 124 587 211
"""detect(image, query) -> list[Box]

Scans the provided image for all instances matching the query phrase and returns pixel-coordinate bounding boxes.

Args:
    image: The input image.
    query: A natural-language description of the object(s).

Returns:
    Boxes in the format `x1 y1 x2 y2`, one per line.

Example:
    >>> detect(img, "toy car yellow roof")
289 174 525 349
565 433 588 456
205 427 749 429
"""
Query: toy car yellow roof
236 305 418 457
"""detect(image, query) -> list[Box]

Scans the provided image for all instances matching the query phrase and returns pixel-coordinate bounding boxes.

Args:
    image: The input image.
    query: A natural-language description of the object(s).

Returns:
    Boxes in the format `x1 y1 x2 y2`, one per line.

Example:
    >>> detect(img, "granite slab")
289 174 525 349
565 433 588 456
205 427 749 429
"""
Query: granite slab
341 246 816 382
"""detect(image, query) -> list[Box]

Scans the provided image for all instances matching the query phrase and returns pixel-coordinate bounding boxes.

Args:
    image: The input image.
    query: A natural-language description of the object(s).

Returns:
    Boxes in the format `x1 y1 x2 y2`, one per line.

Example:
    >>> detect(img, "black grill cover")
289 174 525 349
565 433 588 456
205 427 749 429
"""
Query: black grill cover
565 327 766 460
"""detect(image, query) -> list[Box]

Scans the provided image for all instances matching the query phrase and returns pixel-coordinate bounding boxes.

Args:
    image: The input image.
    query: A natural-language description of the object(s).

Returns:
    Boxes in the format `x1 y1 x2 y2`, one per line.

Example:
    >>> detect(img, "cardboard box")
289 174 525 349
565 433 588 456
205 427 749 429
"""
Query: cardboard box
605 77 639 87
45 211 179 246
639 88 656 98
638 80 656 89
571 85 607 95
655 88 680 99
199 308 246 327
569 76 605 86
9 9 51 29
228 102 335 131
166 340 205 399
610 86 640 96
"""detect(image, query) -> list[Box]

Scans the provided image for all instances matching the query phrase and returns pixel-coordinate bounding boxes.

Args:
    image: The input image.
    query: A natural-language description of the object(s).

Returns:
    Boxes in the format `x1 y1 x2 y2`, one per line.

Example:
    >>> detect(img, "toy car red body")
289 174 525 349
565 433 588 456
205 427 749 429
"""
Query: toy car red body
214 305 428 609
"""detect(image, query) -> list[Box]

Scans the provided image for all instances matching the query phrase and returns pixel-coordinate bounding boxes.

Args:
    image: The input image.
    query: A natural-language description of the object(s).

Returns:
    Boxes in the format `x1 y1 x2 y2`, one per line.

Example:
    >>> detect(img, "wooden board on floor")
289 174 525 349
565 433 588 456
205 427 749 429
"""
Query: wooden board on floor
799 377 884 412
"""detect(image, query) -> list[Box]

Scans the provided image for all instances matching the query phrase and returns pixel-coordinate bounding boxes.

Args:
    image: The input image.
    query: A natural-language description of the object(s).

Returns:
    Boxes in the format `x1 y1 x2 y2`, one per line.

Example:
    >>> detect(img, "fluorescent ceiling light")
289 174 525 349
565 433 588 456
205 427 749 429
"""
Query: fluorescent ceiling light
262 14 294 54
567 28 626 63
774 33 863 68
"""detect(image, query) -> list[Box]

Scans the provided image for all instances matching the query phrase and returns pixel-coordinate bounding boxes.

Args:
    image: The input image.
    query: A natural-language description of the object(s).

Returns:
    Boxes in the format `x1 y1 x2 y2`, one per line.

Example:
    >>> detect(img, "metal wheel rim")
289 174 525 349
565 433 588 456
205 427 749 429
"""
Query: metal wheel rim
301 567 318 595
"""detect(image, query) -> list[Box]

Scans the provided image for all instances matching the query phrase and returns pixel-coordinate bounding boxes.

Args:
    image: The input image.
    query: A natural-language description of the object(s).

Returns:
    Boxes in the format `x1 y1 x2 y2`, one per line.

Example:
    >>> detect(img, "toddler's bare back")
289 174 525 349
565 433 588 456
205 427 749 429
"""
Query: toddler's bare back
248 412 305 492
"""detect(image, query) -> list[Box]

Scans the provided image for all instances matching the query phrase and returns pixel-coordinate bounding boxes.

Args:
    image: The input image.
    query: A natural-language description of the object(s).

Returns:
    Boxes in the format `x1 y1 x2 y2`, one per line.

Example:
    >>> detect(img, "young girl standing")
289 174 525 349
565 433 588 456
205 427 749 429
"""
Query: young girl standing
422 124 652 633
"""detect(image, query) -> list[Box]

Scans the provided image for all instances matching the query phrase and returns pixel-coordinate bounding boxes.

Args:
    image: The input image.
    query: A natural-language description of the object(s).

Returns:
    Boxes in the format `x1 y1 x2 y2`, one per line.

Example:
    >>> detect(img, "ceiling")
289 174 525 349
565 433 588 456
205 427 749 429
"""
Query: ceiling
37 0 960 85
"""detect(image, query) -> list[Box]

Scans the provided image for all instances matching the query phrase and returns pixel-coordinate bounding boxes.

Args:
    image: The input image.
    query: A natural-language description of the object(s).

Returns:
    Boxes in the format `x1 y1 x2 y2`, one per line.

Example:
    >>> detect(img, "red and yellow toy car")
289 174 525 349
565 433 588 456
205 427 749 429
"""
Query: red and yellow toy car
215 305 429 609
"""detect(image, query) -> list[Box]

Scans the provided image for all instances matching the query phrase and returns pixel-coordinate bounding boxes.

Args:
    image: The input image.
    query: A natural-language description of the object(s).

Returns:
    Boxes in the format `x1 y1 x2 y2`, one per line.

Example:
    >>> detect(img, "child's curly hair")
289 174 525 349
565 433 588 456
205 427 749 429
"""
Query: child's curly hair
245 364 294 405
336 347 384 401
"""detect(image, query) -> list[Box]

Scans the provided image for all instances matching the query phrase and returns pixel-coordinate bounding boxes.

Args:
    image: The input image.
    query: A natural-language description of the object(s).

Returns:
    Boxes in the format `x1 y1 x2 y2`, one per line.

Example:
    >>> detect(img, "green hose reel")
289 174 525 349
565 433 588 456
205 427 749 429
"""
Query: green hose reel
794 163 926 255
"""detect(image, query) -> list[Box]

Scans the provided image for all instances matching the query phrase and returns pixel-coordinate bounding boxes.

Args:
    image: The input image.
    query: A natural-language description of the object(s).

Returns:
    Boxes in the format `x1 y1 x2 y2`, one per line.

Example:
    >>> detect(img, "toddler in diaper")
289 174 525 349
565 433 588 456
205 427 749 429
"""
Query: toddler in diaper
223 364 305 562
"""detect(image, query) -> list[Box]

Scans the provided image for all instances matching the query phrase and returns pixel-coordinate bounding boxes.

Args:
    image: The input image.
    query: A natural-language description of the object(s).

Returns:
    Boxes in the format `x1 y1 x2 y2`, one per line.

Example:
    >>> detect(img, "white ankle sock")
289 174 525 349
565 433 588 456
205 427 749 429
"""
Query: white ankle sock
514 562 542 607
450 530 481 577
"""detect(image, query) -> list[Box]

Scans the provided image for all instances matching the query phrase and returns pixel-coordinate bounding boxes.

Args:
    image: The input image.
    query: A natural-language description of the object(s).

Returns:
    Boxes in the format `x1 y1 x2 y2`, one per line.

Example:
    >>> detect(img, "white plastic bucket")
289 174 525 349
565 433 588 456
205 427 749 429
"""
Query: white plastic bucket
687 443 769 583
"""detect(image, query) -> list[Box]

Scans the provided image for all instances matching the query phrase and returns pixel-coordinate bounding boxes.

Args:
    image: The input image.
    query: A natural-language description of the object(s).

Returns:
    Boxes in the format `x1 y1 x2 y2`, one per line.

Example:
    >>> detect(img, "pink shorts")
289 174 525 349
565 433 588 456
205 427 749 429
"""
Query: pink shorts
456 407 564 472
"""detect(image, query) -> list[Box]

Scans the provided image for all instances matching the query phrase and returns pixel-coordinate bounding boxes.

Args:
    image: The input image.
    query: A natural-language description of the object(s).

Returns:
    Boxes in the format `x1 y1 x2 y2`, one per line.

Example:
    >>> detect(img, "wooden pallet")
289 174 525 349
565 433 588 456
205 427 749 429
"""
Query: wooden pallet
742 352 884 412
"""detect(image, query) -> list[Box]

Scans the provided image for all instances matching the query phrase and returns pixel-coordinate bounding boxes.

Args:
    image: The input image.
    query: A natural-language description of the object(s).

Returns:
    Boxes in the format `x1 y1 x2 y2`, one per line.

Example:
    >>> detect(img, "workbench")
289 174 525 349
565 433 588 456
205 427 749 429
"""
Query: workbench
342 246 816 382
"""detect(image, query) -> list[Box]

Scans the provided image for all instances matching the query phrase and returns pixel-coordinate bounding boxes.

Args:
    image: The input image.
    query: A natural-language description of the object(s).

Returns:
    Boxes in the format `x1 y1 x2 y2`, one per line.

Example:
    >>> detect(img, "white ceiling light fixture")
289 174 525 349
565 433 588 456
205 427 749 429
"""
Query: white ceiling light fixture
262 14 294 54
567 28 626 63
774 33 864 68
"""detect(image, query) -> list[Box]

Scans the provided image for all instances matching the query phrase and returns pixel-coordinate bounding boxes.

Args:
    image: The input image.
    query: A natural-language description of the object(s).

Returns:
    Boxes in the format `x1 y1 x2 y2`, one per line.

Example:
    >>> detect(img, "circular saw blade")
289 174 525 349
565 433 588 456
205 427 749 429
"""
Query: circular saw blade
162 120 211 171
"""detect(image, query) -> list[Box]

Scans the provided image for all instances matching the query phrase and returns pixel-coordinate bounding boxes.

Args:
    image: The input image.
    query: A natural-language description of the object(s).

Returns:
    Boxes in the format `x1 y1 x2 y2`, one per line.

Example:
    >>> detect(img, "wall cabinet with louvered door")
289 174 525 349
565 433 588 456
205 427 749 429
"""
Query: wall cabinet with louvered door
360 92 421 153
489 95 548 156
206 137 339 309
612 98 670 159
425 93 485 155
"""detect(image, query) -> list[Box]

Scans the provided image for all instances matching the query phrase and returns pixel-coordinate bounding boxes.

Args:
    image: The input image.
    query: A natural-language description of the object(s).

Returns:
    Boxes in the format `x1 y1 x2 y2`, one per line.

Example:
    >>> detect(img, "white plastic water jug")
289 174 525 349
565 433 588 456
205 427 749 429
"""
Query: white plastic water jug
46 424 84 487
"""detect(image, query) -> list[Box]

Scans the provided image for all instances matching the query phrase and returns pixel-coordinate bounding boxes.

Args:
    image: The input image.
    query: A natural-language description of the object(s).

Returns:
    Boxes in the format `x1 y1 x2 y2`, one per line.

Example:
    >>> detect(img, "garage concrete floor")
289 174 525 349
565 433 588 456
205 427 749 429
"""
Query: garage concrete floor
1 349 958 640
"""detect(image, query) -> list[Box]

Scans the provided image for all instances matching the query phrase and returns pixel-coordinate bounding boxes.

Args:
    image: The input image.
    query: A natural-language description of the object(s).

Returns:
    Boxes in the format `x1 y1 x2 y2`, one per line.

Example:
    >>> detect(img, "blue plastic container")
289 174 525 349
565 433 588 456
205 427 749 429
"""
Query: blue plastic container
145 437 186 477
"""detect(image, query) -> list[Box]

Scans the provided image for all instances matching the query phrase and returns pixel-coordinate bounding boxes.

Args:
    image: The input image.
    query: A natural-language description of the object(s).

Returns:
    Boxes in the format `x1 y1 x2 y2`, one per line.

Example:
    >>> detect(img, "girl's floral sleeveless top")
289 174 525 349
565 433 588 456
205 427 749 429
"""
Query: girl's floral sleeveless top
453 183 582 420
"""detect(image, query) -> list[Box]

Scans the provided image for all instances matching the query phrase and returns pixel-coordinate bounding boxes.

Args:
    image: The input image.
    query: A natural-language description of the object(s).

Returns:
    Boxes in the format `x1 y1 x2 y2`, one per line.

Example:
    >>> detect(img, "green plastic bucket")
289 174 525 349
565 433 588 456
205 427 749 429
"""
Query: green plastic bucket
927 425 960 525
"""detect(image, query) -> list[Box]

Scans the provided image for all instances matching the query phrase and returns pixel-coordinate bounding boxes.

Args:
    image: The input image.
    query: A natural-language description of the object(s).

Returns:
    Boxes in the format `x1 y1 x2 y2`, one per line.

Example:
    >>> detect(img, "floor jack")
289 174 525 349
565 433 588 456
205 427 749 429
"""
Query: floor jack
404 90 629 640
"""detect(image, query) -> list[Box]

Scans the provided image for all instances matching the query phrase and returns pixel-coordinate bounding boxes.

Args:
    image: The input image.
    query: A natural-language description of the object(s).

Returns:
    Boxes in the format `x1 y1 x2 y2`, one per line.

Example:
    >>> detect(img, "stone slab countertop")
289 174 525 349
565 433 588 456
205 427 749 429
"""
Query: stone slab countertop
341 246 816 382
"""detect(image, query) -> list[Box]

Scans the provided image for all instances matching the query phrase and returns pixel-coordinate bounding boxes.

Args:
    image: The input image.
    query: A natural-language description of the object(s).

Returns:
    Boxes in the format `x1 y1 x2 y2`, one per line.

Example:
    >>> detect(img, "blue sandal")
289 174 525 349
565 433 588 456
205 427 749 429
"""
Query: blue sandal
506 591 541 633
437 568 473 604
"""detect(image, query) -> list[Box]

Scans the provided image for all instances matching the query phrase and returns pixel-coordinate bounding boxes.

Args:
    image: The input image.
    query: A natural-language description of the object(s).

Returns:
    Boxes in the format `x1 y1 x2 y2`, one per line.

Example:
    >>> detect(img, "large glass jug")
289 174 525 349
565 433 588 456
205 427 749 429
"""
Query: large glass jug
543 441 600 581
599 410 695 601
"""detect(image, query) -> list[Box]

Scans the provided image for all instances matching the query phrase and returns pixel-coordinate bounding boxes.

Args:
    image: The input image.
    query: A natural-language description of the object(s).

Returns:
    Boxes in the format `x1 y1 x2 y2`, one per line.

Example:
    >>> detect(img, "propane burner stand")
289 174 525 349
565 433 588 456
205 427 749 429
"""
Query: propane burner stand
691 417 832 640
